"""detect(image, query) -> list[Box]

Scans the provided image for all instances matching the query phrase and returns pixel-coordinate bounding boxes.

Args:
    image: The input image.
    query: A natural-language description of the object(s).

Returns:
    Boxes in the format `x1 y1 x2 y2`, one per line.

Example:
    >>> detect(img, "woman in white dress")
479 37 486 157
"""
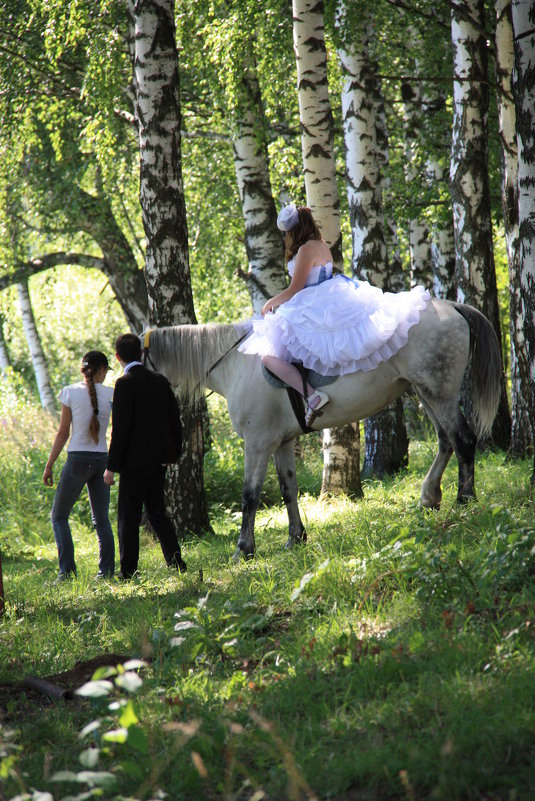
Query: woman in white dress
239 203 430 425
43 351 115 583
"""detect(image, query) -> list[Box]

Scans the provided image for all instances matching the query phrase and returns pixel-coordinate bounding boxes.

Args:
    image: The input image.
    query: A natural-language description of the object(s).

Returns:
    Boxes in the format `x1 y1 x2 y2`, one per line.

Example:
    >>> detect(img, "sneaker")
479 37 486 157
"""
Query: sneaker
305 390 330 426
95 571 114 581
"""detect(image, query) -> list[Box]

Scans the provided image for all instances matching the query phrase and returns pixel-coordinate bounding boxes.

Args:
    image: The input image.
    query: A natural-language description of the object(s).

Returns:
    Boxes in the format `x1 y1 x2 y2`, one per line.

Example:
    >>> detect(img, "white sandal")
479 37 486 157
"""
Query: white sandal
305 389 330 426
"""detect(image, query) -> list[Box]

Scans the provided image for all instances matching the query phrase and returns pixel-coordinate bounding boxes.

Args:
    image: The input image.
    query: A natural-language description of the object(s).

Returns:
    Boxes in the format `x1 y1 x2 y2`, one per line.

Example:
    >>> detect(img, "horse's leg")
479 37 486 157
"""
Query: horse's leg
272 439 307 549
451 413 478 503
234 447 271 561
417 398 454 509
418 394 477 505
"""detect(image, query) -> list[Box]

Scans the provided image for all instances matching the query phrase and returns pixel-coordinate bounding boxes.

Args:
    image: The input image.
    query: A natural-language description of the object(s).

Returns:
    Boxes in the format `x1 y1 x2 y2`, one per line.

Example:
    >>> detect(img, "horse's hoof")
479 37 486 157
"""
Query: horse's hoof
232 547 254 562
284 532 307 549
457 493 476 505
420 499 441 511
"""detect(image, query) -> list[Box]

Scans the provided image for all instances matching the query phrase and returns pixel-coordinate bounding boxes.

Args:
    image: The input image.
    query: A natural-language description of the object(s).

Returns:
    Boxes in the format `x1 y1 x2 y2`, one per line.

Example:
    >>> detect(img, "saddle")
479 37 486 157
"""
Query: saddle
262 363 337 433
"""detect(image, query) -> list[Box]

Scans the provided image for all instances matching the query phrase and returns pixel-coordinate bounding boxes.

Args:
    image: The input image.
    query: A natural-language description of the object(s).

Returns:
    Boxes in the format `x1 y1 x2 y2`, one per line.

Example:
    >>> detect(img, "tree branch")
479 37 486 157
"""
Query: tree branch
0 253 104 291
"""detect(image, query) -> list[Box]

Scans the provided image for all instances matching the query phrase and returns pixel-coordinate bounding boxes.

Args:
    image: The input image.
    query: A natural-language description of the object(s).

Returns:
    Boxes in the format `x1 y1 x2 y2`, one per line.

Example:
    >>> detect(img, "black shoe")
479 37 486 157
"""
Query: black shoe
117 571 137 582
95 571 114 581
53 572 75 586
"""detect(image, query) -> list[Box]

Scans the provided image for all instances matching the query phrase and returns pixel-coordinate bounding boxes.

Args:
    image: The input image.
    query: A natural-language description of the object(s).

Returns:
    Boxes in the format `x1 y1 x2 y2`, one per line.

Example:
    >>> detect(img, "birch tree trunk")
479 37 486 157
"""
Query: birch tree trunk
375 87 404 291
511 0 535 477
0 315 9 371
134 0 211 533
322 423 363 498
450 0 510 448
497 0 532 456
293 0 342 268
401 72 432 289
294 0 360 496
420 76 455 298
16 281 55 413
337 12 386 281
232 68 286 314
428 158 456 300
337 1 408 479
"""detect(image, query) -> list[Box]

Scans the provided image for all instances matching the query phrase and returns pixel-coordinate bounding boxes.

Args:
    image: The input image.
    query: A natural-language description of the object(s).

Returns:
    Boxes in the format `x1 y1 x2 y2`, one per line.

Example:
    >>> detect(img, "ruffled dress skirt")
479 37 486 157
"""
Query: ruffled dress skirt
239 275 430 376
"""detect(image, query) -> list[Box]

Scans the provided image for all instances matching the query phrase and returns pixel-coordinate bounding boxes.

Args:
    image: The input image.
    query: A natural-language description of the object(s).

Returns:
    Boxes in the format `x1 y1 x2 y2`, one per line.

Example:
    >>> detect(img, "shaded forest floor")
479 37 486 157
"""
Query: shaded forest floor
1 422 535 800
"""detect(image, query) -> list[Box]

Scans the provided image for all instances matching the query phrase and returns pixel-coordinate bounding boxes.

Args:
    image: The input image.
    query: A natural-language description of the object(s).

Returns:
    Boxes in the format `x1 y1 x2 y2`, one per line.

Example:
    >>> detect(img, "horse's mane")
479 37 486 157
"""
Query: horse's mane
146 320 252 400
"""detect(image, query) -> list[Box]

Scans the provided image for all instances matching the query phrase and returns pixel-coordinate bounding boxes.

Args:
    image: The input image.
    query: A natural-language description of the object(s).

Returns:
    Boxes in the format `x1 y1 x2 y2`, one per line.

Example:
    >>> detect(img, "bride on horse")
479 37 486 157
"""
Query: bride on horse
239 203 430 425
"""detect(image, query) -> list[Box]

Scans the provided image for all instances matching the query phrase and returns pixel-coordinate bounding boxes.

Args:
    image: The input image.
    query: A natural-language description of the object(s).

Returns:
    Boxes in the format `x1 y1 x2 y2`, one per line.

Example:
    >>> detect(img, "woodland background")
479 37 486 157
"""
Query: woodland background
0 0 534 524
1 3 535 800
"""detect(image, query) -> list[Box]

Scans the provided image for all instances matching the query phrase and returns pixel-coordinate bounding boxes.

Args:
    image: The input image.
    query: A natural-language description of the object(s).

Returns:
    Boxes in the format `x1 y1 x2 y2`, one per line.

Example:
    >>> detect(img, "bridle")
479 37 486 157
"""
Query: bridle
142 327 250 396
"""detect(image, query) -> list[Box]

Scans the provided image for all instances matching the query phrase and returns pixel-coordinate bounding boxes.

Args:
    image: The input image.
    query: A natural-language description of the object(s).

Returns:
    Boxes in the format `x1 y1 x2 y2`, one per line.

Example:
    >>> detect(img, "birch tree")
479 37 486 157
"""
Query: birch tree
450 0 510 448
16 281 55 413
0 315 9 372
511 0 535 478
133 0 210 533
336 0 408 478
497 0 532 456
337 10 386 281
293 0 342 268
232 69 286 314
401 73 432 289
293 0 360 496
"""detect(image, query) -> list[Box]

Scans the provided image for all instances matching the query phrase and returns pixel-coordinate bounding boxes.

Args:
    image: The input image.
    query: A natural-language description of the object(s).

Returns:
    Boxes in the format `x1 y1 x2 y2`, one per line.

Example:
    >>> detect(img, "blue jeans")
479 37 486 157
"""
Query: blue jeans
51 452 115 577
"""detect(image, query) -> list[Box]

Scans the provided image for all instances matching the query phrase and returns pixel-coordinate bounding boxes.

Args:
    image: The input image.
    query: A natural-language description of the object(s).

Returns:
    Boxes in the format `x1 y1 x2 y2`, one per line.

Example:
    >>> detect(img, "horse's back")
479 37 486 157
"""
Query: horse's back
394 298 470 392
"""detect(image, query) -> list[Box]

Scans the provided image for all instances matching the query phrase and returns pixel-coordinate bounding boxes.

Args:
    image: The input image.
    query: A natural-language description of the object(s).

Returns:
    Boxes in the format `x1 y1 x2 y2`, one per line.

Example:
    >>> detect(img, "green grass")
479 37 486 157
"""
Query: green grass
1 387 535 801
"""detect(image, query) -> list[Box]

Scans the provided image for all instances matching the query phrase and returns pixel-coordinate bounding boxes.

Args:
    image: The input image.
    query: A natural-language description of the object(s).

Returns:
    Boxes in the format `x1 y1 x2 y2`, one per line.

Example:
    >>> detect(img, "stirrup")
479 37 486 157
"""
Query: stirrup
305 389 329 426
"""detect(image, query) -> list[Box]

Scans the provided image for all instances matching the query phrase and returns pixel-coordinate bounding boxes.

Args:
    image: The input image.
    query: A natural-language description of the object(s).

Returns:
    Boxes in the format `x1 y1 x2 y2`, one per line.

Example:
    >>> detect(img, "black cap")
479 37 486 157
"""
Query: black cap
82 351 111 371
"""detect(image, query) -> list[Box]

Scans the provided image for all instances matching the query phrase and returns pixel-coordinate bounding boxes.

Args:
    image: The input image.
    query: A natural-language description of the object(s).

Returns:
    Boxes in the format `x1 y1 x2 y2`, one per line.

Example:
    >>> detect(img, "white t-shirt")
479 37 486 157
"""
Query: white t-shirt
58 382 114 453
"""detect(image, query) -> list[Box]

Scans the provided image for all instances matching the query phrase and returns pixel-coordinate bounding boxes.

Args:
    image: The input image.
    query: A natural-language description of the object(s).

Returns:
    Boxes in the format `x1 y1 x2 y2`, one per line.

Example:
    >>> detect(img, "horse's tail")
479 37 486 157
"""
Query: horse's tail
453 303 502 438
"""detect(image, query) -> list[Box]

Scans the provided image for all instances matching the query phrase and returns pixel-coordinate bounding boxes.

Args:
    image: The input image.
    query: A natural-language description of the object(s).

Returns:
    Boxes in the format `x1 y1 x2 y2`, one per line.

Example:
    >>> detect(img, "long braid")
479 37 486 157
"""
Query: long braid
82 365 100 444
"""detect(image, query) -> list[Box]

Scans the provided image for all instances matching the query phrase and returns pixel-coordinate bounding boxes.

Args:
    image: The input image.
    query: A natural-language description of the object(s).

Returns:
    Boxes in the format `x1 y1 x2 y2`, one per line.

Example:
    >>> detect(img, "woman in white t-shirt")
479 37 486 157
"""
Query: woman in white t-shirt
43 351 115 583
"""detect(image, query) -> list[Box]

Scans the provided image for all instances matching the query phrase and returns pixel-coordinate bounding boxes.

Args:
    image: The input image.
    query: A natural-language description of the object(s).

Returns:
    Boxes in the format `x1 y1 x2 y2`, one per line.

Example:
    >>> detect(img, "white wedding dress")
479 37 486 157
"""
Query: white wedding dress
239 257 430 376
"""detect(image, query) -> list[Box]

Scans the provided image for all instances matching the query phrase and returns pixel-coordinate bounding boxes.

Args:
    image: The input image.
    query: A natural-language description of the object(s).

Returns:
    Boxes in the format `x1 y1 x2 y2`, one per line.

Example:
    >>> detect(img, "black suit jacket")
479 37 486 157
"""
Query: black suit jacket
107 365 182 474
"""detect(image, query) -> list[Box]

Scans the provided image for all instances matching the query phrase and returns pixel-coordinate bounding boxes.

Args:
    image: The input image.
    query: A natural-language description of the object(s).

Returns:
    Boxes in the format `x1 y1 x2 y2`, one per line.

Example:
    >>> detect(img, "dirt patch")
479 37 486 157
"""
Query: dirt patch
0 653 132 718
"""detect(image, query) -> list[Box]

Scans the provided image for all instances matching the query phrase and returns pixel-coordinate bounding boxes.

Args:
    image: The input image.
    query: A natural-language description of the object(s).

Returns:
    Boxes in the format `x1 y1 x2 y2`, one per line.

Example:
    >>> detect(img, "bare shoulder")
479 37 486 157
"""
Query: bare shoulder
298 238 332 264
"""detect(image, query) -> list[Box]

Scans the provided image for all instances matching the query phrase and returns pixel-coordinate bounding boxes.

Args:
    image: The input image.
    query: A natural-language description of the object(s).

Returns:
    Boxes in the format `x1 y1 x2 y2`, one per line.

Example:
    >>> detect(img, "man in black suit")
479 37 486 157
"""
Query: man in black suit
103 333 186 579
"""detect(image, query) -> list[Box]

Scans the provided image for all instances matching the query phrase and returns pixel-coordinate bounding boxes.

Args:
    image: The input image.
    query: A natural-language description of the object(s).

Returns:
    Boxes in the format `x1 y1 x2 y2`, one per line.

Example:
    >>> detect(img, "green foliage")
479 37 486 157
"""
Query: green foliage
0 266 124 402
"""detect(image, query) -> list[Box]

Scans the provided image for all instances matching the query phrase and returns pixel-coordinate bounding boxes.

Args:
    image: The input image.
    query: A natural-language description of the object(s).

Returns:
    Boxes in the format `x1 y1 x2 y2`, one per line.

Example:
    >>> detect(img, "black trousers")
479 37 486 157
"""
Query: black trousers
117 464 184 578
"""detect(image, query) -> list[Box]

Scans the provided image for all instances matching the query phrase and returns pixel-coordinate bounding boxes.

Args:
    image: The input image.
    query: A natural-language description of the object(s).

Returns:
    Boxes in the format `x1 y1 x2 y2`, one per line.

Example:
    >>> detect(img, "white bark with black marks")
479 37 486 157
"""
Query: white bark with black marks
511 0 535 472
497 0 531 455
450 0 510 448
134 0 210 533
336 4 386 284
0 317 9 371
134 0 194 326
401 59 432 289
232 70 286 314
450 0 495 309
336 0 408 478
293 0 342 268
16 281 55 413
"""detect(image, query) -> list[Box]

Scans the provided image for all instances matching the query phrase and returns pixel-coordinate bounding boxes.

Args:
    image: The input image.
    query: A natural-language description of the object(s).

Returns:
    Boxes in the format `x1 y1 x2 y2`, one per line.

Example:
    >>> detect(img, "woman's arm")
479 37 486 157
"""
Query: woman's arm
43 404 72 486
261 244 317 316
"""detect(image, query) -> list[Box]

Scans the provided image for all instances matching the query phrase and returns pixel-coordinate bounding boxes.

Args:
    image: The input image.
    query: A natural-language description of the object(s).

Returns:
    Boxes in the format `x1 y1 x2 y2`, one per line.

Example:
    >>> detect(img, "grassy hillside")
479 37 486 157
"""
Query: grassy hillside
1 390 534 801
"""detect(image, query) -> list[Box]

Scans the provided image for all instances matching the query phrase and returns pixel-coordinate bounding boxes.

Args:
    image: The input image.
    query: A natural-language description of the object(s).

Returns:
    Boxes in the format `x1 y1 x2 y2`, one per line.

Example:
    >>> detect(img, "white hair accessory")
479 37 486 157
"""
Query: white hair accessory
277 203 299 231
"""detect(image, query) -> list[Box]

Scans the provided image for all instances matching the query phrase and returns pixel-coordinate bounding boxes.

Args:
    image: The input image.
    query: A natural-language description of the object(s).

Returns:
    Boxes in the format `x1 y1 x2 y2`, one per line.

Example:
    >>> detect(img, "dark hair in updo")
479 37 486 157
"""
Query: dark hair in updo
284 207 322 262
81 351 109 444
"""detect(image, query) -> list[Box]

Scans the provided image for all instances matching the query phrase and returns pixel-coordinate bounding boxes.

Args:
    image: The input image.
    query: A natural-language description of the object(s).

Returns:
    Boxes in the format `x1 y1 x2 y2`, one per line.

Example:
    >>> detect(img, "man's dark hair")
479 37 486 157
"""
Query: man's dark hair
116 333 142 363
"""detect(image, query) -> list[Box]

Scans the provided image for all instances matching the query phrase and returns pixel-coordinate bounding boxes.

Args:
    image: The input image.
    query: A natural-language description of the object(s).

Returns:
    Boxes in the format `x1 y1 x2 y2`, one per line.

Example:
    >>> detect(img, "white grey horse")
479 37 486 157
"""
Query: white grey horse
144 299 502 559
